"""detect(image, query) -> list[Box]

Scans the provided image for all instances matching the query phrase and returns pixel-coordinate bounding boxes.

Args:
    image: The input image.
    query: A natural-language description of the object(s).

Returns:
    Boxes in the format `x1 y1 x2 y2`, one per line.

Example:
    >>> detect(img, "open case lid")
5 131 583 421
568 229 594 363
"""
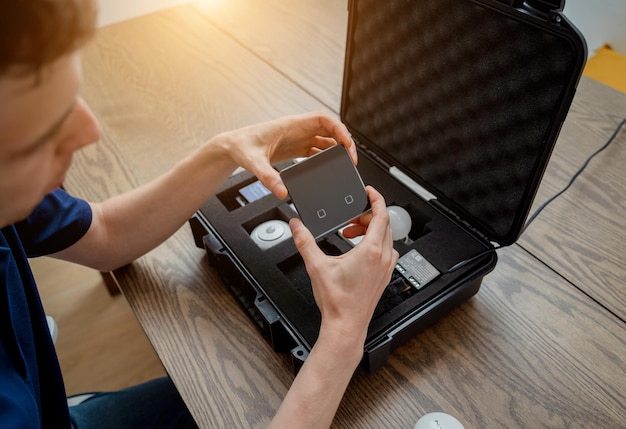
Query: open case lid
340 0 587 245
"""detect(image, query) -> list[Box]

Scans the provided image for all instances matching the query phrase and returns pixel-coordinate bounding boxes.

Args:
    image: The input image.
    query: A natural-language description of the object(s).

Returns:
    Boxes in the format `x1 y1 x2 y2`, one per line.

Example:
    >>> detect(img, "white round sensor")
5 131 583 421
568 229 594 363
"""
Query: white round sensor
250 220 292 250
414 412 465 429
258 222 284 241
387 205 412 241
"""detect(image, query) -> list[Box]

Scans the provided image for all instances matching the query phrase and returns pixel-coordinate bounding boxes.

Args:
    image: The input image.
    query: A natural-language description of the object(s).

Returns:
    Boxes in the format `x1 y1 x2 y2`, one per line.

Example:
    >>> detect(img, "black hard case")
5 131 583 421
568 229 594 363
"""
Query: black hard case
190 0 586 373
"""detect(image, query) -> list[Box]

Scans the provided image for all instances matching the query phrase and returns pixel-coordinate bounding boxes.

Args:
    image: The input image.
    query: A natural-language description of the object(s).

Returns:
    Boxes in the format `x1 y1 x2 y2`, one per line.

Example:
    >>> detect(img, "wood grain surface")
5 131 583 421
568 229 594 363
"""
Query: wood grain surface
85 227 626 428
74 5 330 200
519 77 626 321
69 1 626 427
190 0 348 112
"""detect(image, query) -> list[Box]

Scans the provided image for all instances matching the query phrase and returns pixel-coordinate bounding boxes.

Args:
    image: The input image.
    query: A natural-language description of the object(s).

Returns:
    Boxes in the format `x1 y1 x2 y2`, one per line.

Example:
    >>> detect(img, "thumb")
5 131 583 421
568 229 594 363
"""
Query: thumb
289 218 323 262
254 164 288 200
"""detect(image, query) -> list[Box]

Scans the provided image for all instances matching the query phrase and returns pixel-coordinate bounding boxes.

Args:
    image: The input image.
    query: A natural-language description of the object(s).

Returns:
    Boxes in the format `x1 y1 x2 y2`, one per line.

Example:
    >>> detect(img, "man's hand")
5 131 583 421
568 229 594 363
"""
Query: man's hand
212 111 357 200
269 185 398 429
290 185 398 345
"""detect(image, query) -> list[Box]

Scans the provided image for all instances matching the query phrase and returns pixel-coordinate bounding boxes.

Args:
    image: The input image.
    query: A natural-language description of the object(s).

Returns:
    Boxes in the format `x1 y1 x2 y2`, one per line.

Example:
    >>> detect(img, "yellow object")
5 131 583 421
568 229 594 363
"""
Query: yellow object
583 44 626 93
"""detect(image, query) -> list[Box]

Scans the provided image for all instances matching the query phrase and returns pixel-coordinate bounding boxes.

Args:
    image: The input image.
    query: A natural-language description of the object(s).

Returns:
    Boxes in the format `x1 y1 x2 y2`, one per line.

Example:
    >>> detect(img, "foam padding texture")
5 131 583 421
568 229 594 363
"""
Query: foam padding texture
342 0 585 242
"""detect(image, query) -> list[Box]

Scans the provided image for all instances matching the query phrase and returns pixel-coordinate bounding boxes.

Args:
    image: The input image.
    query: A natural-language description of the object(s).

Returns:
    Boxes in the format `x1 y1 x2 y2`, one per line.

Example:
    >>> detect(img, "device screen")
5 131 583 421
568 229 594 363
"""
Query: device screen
238 180 271 204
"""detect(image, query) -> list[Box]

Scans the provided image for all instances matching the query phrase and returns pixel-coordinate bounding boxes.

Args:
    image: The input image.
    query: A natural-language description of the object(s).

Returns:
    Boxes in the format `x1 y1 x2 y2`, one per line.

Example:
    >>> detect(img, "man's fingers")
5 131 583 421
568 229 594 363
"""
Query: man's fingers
313 113 357 164
289 218 324 263
341 224 367 239
358 186 392 244
250 162 288 200
342 186 387 239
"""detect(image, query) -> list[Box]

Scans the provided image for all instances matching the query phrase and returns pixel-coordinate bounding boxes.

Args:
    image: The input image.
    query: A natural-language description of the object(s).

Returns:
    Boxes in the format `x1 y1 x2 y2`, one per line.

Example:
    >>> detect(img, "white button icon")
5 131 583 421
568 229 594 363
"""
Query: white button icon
345 195 354 204
317 209 327 219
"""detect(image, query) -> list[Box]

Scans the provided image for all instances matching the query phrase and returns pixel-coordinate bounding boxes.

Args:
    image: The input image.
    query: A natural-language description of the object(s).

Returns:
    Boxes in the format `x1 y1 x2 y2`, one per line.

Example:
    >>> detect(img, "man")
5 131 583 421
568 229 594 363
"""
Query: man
0 1 398 428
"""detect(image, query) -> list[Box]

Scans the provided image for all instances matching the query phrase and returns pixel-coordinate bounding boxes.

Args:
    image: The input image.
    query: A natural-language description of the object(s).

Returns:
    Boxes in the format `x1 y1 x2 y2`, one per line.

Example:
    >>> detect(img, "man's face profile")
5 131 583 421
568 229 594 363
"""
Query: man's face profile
0 53 101 226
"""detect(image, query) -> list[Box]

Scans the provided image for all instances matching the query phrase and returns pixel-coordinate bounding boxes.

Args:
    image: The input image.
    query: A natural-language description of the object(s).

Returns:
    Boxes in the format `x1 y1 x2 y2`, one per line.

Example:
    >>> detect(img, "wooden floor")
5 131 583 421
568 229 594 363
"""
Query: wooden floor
32 257 166 396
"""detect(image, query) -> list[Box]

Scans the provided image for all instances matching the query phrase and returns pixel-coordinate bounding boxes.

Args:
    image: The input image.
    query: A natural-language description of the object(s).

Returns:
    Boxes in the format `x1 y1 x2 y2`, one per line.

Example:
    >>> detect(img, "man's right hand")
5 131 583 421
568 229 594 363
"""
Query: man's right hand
289 185 398 347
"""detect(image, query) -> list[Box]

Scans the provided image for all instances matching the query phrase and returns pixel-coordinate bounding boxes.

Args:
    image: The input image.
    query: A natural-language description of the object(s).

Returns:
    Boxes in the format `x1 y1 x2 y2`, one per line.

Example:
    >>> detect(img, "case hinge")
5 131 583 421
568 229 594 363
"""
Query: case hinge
519 0 567 24
524 0 565 12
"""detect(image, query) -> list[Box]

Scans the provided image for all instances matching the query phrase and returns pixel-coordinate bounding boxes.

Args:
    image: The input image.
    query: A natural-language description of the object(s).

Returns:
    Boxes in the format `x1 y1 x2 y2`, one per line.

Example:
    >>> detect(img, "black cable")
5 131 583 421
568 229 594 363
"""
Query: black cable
446 245 502 273
446 116 626 274
524 116 626 230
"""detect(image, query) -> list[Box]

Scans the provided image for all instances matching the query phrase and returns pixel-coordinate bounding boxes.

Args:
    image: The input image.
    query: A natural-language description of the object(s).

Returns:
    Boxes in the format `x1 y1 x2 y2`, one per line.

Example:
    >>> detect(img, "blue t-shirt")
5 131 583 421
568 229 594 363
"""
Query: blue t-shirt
1 189 92 428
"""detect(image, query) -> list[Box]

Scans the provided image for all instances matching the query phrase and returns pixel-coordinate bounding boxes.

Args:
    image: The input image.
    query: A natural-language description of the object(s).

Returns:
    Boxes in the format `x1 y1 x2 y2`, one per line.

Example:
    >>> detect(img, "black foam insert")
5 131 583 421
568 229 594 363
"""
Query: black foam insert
200 153 494 349
342 0 585 243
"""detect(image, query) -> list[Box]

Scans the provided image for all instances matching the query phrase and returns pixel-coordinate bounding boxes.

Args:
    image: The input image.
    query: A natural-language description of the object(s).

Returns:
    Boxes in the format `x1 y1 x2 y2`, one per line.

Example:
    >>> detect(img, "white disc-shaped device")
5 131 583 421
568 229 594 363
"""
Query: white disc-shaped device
251 220 292 250
414 412 465 429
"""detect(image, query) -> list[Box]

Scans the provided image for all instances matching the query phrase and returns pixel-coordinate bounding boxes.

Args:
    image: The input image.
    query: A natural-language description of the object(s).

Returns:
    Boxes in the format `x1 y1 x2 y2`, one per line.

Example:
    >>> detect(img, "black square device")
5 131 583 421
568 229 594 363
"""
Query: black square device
280 144 370 240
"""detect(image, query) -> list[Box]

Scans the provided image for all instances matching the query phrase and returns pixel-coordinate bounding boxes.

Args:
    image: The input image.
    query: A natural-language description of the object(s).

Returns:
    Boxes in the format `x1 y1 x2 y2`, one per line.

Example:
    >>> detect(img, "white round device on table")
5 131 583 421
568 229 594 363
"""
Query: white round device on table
414 412 465 429
387 205 412 241
250 220 292 250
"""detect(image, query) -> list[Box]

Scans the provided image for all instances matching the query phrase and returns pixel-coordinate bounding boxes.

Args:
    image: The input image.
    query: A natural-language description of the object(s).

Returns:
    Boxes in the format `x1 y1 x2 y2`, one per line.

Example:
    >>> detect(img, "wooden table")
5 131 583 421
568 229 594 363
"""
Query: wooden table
70 1 626 427
518 77 626 321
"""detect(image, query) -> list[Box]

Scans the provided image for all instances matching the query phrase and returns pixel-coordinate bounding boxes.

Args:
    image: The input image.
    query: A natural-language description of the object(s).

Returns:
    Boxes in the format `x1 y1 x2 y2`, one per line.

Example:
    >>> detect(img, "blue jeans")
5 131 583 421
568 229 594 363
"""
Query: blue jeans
68 377 198 429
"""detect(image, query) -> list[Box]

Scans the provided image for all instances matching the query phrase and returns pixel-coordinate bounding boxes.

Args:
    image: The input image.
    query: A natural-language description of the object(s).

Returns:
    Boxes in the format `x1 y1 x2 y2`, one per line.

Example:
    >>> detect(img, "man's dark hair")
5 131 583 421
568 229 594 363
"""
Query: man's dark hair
0 0 97 77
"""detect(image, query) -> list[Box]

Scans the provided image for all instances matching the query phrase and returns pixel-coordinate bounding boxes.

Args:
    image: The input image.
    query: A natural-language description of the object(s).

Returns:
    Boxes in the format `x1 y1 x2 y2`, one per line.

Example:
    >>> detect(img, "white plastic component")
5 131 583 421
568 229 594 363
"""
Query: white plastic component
250 220 292 250
414 412 465 429
387 205 412 241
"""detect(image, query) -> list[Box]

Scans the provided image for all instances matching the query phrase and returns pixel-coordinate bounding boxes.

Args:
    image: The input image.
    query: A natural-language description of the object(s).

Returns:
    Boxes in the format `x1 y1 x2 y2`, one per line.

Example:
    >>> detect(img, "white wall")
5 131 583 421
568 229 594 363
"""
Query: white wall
565 0 626 56
96 0 189 27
